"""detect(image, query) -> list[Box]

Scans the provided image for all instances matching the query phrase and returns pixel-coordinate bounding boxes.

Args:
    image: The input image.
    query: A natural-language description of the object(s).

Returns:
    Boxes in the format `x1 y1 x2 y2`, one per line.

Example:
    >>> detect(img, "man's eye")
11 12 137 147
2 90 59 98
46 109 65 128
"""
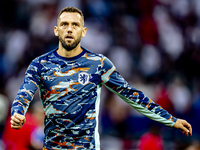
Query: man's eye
62 23 67 26
73 23 79 27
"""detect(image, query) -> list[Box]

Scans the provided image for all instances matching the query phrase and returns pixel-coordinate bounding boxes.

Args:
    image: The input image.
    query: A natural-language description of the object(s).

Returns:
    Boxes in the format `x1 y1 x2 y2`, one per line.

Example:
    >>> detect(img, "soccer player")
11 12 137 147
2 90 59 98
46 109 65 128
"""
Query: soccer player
10 7 192 150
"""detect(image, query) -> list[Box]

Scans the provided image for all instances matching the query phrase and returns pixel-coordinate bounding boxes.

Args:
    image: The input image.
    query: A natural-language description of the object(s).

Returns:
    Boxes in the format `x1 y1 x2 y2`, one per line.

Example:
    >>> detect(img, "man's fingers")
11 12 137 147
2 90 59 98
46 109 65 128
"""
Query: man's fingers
14 113 25 122
182 121 192 136
13 113 26 124
10 119 23 130
184 124 192 136
182 125 189 133
11 115 21 124
10 120 20 126
11 124 22 130
174 119 192 136
186 124 192 136
10 113 26 130
181 130 188 136
181 126 190 137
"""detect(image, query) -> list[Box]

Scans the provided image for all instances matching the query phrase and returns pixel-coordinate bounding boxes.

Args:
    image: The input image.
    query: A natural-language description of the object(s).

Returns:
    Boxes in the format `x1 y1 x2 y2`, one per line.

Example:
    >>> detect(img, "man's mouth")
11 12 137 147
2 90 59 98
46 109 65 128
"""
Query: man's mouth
65 35 74 40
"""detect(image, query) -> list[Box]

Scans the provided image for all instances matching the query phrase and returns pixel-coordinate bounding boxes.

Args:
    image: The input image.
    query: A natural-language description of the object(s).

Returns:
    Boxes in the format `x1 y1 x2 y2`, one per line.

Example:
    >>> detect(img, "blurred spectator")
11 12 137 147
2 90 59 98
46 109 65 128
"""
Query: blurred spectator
185 140 200 150
2 112 39 150
3 30 29 77
137 125 164 150
192 0 200 18
57 0 82 12
190 82 200 138
0 93 9 137
153 5 184 60
107 46 133 79
154 83 175 115
5 67 27 103
82 19 112 54
167 75 191 115
85 0 111 18
2 101 44 150
29 4 57 40
138 0 159 45
139 44 161 77
170 0 190 19
30 101 45 150
101 93 132 138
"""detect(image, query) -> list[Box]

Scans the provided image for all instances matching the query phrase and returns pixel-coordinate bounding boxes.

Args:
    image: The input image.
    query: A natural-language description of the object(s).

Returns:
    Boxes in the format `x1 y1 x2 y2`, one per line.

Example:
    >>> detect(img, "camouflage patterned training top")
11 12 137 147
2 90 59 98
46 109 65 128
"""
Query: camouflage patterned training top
11 47 177 150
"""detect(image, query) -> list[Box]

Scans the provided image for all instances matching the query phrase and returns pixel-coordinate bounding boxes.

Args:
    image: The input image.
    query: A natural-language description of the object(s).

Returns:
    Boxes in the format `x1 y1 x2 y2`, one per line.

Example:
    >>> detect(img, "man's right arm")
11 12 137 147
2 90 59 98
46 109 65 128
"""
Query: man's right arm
11 58 41 128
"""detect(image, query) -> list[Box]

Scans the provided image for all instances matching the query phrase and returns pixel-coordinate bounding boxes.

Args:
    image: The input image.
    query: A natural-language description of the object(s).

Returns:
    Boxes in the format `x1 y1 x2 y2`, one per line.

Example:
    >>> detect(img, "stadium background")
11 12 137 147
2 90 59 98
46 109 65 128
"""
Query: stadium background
0 0 200 149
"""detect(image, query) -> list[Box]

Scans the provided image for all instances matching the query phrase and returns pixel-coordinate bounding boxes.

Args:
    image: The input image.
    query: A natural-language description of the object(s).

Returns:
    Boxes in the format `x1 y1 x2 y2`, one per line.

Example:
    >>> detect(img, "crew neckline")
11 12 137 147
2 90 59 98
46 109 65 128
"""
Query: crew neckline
53 48 86 61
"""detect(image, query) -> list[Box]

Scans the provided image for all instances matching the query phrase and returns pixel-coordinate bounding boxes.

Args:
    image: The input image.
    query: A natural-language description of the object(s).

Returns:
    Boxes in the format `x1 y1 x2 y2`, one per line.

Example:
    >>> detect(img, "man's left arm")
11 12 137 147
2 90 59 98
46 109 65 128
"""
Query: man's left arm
101 56 192 136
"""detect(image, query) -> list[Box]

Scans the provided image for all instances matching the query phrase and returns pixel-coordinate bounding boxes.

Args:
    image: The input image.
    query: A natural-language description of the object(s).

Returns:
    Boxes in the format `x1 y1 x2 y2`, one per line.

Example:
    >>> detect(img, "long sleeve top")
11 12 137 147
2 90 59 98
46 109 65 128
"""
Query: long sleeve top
11 47 177 150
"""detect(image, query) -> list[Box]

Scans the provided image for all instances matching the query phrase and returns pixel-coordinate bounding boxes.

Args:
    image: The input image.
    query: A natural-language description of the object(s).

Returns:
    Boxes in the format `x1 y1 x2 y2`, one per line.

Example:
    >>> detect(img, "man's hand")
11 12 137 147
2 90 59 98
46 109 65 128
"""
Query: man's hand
173 119 192 137
10 113 26 130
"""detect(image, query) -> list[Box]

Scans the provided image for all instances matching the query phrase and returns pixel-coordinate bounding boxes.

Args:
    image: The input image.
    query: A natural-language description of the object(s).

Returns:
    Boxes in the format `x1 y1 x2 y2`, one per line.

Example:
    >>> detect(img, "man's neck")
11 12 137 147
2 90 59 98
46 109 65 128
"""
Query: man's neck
57 43 82 58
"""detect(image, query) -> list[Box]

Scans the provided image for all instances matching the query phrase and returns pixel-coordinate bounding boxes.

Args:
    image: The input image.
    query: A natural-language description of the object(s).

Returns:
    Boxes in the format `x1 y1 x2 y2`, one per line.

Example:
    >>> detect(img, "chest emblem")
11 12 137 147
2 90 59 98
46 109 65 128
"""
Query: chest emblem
78 72 89 85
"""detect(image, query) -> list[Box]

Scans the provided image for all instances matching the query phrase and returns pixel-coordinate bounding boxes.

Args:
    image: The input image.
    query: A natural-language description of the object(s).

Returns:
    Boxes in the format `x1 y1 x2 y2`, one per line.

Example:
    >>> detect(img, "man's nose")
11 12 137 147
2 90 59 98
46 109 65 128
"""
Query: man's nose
67 24 73 33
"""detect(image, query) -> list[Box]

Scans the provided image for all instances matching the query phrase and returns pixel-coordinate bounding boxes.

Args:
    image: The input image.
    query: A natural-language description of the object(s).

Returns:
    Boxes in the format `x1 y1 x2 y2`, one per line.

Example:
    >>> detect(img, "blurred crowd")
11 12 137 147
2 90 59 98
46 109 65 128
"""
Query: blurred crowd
0 0 200 149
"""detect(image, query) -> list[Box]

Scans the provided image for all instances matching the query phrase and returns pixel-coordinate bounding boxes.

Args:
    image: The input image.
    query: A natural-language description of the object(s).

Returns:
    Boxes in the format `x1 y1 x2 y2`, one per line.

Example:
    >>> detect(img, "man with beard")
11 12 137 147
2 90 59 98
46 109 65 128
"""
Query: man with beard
10 7 192 150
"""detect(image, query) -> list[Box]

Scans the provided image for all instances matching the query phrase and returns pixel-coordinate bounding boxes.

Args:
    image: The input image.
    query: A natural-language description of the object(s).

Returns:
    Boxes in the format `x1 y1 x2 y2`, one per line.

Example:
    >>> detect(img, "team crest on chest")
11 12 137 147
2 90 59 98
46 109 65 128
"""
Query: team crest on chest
78 72 89 85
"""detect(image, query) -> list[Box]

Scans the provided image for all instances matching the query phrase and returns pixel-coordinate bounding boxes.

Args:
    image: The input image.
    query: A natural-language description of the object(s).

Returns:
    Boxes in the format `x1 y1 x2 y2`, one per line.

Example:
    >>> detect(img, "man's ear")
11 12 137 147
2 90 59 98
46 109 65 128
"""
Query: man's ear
54 26 59 36
81 27 87 38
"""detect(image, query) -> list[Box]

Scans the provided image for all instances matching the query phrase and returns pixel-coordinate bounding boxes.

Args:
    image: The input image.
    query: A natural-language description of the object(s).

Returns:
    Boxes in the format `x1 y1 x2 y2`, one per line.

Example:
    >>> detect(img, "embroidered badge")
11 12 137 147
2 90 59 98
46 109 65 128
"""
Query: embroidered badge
78 72 89 85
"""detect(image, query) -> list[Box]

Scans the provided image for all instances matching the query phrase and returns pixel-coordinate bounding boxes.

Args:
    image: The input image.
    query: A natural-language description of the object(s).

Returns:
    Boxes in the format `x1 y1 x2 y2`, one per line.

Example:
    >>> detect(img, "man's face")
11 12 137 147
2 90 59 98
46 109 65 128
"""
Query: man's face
54 12 86 51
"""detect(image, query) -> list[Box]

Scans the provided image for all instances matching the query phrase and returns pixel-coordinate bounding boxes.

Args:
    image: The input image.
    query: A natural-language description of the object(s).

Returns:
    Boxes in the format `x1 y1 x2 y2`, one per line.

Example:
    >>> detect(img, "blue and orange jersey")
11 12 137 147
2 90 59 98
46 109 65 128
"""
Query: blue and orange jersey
11 47 177 150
